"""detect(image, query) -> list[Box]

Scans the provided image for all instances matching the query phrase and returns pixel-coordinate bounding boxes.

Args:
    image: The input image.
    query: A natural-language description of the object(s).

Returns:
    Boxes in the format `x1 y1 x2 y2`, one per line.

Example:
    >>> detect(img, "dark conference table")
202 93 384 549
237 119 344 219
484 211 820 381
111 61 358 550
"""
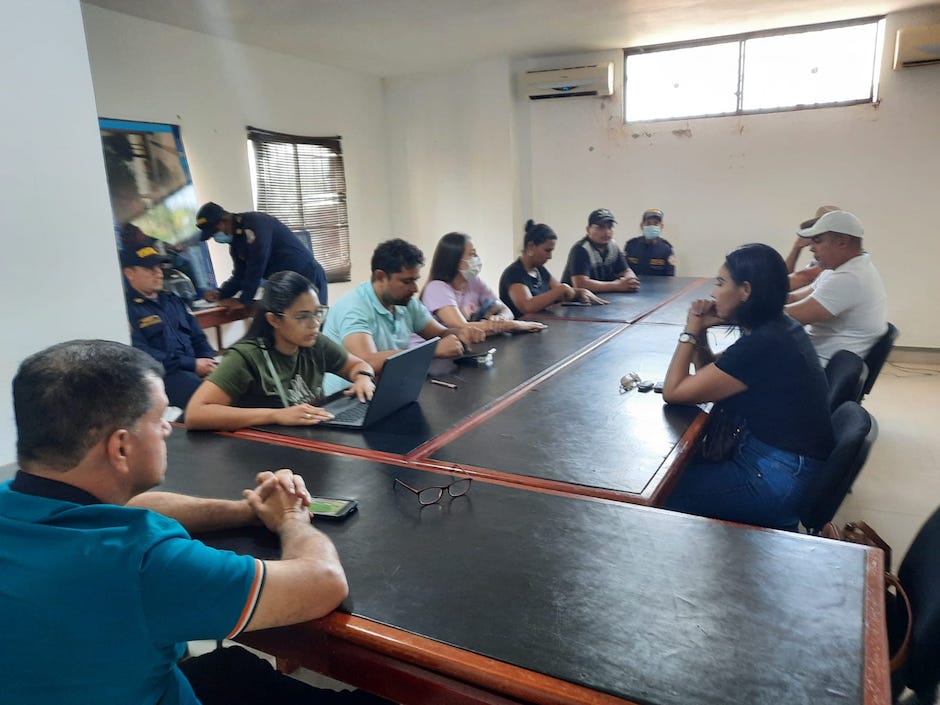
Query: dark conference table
237 318 625 458
161 431 889 705
421 322 703 504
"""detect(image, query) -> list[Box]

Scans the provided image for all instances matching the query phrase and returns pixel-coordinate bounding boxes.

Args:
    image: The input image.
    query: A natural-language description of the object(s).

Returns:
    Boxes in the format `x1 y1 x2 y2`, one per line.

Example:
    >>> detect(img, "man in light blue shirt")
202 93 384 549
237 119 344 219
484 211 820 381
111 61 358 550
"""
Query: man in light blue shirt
323 239 483 394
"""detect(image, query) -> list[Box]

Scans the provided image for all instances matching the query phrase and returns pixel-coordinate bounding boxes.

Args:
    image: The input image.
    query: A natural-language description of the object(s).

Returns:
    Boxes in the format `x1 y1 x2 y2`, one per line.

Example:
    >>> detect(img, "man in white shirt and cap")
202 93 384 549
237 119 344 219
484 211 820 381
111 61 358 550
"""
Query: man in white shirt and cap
785 210 887 364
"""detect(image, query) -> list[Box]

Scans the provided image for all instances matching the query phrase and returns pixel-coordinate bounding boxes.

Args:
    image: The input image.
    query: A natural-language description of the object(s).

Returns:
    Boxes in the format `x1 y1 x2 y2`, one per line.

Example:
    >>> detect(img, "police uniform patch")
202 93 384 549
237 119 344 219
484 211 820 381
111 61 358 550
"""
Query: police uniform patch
138 315 162 329
245 228 256 244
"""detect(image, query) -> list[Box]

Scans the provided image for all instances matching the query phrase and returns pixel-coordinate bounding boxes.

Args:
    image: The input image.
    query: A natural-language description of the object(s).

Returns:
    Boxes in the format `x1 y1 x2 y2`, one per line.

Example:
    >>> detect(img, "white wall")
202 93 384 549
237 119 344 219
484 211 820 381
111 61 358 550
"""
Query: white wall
521 8 940 348
384 59 520 279
81 3 393 300
0 1 127 471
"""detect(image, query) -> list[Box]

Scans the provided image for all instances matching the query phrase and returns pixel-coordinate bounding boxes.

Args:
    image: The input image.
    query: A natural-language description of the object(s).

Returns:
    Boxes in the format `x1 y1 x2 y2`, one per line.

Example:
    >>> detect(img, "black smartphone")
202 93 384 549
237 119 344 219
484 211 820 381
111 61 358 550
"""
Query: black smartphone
308 497 358 520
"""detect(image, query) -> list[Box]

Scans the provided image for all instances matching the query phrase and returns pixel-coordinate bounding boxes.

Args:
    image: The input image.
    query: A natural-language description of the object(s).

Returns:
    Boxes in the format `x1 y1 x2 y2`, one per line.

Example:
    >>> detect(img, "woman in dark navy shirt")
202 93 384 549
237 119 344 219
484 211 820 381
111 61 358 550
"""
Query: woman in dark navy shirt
662 243 834 530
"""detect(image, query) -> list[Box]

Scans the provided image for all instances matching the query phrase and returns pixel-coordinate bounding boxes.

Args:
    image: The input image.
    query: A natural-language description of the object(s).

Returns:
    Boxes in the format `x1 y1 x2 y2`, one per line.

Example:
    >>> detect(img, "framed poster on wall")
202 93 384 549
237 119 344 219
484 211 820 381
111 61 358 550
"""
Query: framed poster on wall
98 118 215 302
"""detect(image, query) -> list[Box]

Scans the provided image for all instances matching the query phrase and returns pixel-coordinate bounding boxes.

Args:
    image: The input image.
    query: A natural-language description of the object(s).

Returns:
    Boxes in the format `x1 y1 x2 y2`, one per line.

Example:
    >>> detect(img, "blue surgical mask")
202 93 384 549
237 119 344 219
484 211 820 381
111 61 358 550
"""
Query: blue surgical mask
212 232 233 245
642 225 661 240
461 255 483 280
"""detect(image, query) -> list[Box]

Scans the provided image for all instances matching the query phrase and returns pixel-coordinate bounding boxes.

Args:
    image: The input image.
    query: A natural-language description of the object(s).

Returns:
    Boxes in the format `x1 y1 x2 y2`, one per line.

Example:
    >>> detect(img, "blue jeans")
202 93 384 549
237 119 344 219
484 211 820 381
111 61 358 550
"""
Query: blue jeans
664 430 823 530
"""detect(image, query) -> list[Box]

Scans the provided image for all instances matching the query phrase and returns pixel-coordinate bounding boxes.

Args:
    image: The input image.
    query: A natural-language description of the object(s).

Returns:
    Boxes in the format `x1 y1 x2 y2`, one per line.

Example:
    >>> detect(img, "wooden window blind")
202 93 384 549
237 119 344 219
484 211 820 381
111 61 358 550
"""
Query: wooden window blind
247 127 351 282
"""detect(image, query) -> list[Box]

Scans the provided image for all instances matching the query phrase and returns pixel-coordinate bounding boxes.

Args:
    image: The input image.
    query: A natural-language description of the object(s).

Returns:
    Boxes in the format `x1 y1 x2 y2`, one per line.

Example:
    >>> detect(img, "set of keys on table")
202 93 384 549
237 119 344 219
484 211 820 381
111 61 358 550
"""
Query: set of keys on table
620 373 663 394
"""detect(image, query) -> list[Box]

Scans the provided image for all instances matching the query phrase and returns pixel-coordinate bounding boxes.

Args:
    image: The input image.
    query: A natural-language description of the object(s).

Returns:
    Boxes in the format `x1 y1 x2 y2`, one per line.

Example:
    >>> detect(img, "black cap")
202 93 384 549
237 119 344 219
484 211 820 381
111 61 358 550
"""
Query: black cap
195 202 225 240
120 245 169 268
588 208 617 226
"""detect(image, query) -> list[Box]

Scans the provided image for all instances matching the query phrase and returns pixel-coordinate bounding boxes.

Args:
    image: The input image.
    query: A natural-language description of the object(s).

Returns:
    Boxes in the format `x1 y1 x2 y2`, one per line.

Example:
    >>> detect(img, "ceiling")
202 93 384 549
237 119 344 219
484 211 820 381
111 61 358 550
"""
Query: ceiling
83 0 932 77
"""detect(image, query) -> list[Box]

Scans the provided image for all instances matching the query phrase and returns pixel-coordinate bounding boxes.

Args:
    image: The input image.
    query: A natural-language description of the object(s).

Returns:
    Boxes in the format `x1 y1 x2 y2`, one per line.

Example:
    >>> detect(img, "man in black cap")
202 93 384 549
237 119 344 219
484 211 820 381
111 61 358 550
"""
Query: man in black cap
561 208 640 293
122 245 217 410
195 202 329 310
624 208 676 276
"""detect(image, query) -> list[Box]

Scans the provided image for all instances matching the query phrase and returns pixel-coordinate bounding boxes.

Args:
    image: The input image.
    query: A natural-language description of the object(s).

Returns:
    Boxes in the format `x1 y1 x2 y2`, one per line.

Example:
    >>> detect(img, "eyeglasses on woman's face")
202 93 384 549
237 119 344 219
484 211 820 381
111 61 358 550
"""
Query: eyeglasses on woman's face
395 471 472 506
276 306 329 326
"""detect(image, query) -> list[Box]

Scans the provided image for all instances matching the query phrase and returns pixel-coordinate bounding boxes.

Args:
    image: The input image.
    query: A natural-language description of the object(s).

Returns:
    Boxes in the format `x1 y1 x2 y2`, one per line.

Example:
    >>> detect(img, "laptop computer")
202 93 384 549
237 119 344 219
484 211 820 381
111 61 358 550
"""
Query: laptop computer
317 337 439 429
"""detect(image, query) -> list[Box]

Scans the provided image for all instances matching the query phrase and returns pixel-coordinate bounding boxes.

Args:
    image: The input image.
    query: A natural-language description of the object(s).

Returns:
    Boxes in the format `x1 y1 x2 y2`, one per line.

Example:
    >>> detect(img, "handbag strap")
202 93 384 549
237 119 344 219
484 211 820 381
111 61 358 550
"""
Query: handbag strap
844 521 893 570
885 572 912 673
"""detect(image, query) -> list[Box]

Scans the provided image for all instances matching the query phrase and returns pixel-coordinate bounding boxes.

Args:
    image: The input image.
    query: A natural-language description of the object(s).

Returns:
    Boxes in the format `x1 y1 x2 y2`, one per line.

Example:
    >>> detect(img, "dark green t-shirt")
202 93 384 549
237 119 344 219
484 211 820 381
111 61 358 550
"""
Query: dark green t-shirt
209 335 348 408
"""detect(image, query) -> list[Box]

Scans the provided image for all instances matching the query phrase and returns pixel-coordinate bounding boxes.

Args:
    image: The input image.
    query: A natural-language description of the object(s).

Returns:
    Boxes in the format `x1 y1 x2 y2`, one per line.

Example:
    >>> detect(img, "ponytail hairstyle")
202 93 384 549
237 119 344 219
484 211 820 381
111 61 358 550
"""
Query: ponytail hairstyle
242 271 316 345
522 219 557 251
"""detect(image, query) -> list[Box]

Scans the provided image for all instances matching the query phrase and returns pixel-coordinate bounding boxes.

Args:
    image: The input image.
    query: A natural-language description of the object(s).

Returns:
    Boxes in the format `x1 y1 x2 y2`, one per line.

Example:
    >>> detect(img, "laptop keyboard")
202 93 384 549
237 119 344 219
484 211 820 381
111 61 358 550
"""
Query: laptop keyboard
331 402 370 424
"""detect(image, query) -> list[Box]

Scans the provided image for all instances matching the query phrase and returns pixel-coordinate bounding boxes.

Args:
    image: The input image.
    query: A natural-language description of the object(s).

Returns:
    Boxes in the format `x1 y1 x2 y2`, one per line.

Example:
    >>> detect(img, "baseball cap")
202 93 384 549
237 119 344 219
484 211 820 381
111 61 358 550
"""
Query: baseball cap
642 208 664 222
588 208 617 226
797 210 864 239
195 202 225 240
120 246 169 268
798 205 841 231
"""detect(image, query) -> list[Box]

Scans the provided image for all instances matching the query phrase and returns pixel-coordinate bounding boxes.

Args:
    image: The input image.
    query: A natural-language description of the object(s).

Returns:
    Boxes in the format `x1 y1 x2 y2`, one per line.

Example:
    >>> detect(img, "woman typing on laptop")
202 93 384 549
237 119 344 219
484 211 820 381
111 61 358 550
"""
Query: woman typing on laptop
185 271 375 431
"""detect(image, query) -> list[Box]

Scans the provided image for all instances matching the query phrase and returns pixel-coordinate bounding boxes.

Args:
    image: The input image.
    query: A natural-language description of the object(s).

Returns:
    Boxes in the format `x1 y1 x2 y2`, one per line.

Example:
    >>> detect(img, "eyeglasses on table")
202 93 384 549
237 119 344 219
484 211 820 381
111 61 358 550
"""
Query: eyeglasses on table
395 470 472 505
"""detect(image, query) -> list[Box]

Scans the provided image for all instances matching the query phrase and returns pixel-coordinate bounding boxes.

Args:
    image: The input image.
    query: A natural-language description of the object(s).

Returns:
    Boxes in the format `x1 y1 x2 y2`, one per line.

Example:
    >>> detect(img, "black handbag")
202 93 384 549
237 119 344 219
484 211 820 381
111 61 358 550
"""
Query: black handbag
699 403 745 462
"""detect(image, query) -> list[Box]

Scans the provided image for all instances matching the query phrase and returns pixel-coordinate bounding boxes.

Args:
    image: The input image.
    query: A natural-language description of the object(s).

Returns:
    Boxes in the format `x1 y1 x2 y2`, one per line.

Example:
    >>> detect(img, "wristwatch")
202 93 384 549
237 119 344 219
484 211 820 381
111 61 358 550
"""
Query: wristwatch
678 332 699 346
356 370 376 381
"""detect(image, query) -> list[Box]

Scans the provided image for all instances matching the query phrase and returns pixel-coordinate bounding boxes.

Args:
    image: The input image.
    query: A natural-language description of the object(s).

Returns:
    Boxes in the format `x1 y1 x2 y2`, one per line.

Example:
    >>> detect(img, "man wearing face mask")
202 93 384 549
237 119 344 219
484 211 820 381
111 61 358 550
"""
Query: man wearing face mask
625 208 676 276
561 208 640 293
194 202 329 311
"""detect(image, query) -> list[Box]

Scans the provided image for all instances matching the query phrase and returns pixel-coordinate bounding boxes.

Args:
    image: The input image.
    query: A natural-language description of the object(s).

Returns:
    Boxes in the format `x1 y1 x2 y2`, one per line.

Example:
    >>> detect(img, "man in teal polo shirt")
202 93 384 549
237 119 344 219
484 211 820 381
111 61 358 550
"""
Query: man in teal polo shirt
0 339 388 705
323 238 484 394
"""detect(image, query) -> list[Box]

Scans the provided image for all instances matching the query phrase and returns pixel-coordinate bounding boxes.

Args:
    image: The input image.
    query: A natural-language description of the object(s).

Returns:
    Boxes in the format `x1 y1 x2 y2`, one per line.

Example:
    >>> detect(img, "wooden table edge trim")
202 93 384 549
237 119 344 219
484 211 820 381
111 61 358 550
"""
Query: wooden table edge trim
637 409 709 504
864 548 891 705
241 613 641 705
406 323 629 461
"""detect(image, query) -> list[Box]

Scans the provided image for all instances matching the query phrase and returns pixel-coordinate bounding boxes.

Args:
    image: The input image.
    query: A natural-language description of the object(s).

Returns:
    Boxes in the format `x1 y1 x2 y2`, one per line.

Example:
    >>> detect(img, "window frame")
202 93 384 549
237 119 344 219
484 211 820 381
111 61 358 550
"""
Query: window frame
623 15 884 123
247 127 351 283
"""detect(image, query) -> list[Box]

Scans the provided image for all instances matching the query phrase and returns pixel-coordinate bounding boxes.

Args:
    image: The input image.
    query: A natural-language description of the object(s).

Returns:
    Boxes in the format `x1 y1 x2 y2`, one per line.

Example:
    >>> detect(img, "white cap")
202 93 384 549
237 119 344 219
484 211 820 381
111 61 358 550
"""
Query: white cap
797 210 864 239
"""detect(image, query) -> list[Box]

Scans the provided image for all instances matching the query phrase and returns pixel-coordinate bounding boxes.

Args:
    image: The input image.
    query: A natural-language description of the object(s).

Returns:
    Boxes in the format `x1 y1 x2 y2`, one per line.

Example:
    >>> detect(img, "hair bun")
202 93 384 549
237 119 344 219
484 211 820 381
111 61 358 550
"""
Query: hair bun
524 219 536 234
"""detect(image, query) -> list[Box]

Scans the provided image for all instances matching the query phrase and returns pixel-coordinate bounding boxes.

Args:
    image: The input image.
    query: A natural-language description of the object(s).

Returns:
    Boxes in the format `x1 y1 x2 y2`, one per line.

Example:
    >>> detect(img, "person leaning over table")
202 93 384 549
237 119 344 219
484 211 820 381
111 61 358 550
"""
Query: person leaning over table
321 238 486 395
498 219 607 318
661 243 834 531
185 271 375 432
0 339 391 705
421 231 546 337
560 208 640 293
194 201 329 311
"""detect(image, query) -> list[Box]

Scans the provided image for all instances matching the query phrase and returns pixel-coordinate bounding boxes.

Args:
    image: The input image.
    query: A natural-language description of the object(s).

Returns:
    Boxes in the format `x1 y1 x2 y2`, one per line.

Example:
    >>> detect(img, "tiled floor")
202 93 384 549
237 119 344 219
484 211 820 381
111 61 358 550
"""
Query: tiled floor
832 360 940 564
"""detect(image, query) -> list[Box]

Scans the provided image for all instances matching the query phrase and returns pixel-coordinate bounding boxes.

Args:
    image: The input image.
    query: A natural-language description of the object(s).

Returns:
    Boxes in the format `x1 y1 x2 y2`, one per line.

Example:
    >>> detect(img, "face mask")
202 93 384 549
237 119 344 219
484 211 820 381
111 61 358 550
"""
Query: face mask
212 232 233 245
642 225 661 240
461 255 483 280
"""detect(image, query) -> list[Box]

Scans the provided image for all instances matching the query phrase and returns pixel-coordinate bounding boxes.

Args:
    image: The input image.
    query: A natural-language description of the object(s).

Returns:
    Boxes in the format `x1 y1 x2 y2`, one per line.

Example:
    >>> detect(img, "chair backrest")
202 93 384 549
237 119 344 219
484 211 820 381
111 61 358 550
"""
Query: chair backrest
861 322 899 397
825 350 868 412
896 505 940 700
799 401 877 533
292 229 314 255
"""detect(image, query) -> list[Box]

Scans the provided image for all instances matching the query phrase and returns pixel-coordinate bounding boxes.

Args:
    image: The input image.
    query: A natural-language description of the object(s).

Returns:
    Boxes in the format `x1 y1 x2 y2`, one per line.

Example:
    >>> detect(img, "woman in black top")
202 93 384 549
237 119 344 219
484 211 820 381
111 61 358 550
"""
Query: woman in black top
498 220 604 318
662 243 834 530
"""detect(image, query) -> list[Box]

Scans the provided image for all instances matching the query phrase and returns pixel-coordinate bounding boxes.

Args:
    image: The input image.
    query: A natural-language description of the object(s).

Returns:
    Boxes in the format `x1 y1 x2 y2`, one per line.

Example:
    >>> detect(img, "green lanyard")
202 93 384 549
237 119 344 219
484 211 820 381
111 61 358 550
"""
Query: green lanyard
257 338 290 408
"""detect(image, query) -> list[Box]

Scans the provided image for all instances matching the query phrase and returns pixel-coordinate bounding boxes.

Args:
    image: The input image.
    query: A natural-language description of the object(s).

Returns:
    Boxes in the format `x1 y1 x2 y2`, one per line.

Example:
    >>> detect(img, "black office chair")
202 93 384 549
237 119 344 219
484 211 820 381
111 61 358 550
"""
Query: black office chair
826 350 868 412
291 229 329 304
861 322 899 398
799 401 877 534
893 505 940 705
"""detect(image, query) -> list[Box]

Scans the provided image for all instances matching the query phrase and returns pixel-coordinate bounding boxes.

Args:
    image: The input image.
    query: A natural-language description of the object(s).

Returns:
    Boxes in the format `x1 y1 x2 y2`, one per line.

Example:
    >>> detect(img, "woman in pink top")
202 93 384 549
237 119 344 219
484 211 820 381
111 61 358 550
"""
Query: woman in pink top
421 232 546 337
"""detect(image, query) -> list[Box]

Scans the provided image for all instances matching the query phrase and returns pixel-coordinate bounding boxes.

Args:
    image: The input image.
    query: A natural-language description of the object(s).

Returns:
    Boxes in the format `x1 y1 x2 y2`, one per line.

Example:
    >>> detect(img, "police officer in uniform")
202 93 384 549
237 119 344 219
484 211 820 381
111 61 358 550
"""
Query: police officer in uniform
122 245 217 409
624 208 677 276
195 202 329 310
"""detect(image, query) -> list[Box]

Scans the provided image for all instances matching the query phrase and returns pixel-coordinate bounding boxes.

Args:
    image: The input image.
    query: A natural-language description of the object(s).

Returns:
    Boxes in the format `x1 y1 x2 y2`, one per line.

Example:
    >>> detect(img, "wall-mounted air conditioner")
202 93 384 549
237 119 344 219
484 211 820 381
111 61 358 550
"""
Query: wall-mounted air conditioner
523 62 614 100
894 24 940 69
